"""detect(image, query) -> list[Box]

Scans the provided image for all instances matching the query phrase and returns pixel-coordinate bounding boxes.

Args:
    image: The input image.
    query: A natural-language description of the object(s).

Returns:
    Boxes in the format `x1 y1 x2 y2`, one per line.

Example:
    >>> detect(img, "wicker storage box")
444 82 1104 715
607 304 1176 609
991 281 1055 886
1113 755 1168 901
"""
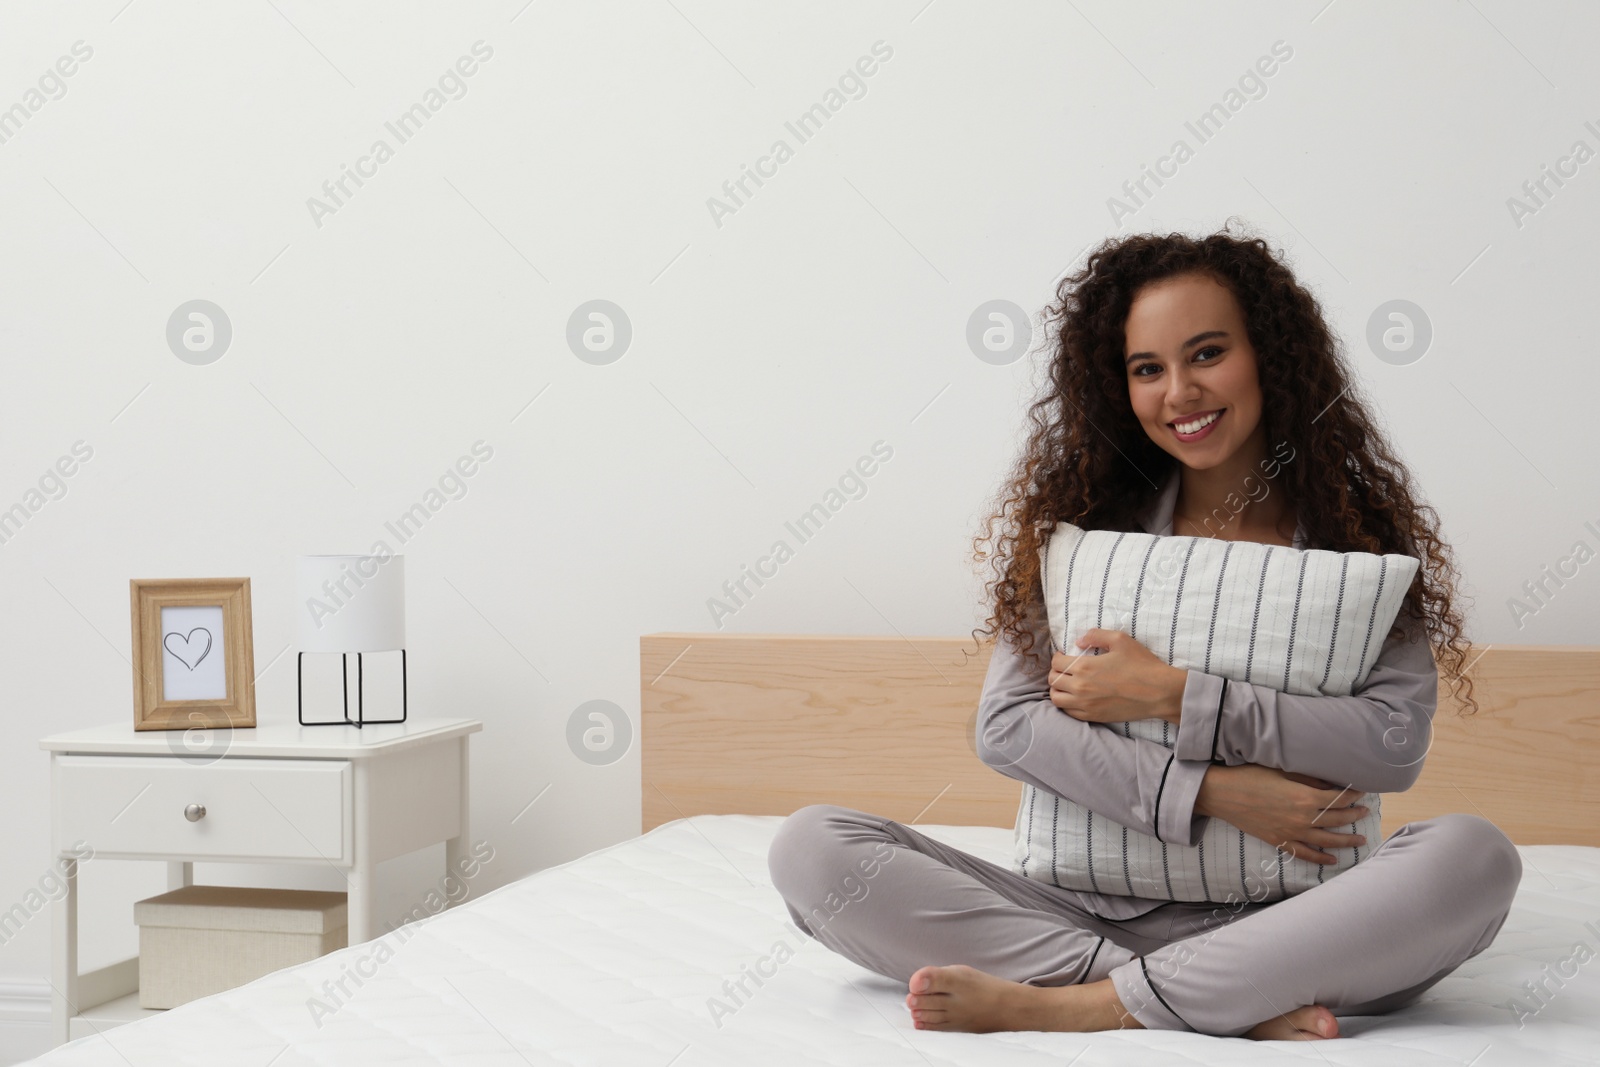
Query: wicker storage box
135 886 347 1009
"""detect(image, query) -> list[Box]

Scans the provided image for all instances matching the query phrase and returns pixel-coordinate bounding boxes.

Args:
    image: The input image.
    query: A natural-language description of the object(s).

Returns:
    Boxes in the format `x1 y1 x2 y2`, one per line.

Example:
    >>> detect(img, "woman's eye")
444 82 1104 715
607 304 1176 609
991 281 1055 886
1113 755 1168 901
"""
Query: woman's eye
1131 347 1221 376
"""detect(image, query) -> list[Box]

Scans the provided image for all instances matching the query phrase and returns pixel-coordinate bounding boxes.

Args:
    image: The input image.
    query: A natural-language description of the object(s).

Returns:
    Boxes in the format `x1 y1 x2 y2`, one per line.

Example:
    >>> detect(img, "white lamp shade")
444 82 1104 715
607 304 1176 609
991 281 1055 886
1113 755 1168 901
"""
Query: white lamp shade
296 555 406 653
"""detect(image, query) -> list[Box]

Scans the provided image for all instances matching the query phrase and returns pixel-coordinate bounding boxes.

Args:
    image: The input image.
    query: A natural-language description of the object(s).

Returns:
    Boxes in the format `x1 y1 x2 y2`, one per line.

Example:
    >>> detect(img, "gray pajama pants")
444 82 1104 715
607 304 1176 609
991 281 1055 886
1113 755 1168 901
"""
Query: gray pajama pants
766 804 1521 1036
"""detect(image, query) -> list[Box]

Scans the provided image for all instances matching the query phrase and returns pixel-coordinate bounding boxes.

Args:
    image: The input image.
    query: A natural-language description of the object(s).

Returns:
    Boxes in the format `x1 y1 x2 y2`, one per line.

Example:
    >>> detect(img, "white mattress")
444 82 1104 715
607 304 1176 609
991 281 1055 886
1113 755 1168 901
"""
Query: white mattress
27 815 1600 1065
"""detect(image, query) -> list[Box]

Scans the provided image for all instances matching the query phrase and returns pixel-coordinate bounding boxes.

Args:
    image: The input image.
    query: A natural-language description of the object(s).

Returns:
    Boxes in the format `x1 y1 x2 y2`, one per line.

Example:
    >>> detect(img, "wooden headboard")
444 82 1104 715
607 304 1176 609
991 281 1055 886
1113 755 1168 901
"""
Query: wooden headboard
640 634 1600 846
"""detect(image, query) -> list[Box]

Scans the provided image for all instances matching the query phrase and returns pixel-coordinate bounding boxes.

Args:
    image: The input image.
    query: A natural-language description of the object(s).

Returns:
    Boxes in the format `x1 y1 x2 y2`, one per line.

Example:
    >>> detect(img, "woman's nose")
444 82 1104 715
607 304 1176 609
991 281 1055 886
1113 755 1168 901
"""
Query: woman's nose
1166 368 1201 404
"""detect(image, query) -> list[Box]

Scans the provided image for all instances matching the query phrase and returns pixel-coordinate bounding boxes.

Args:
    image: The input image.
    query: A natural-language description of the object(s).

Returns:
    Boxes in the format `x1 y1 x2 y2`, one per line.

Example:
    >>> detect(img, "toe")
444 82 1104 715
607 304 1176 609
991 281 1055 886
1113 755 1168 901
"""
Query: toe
928 964 975 990
912 964 970 994
1287 1004 1337 1039
1247 1004 1339 1041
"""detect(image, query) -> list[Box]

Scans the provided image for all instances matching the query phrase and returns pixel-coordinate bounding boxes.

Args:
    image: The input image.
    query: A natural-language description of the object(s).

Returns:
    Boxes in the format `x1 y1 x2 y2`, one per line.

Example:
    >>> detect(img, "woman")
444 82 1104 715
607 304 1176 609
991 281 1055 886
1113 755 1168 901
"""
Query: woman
766 227 1521 1040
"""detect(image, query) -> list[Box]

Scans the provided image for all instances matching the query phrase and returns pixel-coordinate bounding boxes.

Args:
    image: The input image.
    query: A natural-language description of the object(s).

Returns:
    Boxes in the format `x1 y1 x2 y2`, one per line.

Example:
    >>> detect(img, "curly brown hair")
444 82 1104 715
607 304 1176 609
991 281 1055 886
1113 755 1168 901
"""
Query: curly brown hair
968 221 1478 715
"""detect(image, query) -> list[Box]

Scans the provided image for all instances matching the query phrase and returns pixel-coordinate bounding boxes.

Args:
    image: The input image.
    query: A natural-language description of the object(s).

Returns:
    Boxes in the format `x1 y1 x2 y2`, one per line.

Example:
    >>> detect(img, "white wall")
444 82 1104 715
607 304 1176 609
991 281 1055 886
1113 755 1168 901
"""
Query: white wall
0 0 1595 1047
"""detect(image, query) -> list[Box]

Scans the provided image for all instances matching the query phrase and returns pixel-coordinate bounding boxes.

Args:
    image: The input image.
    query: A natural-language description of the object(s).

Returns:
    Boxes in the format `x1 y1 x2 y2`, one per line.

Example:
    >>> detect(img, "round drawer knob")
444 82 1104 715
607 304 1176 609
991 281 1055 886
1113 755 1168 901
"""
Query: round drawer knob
184 803 207 822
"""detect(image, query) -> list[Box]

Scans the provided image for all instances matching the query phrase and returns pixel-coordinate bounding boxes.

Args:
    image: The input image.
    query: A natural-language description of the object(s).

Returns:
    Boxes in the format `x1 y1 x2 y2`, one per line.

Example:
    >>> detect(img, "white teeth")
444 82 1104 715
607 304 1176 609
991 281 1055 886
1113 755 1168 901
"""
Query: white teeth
1174 410 1220 435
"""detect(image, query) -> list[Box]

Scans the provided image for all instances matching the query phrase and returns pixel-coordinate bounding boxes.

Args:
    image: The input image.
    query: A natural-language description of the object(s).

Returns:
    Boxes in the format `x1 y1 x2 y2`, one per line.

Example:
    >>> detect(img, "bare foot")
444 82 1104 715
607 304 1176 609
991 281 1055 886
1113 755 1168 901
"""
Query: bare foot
1244 1004 1339 1040
903 964 1134 1033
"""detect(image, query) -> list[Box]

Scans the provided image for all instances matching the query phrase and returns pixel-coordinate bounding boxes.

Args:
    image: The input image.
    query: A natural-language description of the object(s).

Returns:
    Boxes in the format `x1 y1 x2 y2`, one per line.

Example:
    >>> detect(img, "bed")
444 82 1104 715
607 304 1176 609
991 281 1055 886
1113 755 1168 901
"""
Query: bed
26 633 1600 1065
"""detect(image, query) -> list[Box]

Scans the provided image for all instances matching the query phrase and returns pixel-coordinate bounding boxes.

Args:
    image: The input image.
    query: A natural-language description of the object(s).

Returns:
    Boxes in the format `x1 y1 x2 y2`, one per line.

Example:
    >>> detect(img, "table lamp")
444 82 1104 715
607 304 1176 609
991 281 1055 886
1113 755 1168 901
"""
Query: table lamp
296 554 407 727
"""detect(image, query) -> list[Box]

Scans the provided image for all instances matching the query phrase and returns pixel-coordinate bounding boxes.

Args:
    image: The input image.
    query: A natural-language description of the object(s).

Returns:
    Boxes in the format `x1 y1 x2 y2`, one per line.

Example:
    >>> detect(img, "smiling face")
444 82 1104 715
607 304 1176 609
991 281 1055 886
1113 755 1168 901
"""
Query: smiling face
1122 272 1268 473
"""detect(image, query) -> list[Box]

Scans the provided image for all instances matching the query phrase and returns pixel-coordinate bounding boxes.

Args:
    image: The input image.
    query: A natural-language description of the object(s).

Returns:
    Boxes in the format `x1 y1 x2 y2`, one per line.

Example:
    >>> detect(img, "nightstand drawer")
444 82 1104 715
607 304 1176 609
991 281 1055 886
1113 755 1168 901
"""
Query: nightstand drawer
54 756 351 863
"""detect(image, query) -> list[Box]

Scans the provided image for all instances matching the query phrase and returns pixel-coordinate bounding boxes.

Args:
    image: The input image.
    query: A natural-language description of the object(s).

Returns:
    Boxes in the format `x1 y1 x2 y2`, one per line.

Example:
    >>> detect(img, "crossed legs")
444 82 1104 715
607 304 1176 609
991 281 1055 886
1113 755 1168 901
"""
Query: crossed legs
767 804 1520 1037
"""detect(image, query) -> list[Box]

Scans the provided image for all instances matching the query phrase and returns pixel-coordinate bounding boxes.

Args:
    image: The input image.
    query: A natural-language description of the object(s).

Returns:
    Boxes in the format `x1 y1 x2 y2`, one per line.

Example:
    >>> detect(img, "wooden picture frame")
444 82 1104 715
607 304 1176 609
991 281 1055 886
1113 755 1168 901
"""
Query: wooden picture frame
130 577 256 731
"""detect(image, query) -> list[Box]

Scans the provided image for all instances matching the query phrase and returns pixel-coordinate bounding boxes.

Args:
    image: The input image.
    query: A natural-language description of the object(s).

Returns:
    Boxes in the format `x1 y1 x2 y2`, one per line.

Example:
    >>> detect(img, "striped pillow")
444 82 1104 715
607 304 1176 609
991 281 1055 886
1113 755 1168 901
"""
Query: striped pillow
1012 523 1420 904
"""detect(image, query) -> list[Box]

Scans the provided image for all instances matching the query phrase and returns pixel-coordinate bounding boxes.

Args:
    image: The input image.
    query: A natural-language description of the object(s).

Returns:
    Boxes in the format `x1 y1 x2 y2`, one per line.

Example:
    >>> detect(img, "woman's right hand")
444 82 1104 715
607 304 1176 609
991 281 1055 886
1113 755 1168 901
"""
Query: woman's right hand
1195 763 1370 864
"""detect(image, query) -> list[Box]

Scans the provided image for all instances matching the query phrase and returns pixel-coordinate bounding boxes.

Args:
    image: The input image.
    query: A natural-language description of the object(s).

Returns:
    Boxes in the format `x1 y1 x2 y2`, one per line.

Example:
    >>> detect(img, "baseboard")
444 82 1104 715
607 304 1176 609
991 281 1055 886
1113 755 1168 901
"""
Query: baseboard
0 983 46 1025
0 984 50 1067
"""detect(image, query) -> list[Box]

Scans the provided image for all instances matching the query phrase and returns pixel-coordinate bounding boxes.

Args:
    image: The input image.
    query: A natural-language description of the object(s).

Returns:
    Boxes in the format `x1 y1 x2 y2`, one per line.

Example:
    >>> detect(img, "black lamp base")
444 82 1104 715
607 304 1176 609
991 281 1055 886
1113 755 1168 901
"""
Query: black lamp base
297 649 408 728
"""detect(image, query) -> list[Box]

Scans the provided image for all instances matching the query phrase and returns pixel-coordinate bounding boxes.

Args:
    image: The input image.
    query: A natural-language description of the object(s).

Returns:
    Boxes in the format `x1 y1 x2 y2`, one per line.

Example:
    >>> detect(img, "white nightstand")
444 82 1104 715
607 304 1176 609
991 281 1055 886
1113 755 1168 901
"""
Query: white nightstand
39 716 482 1045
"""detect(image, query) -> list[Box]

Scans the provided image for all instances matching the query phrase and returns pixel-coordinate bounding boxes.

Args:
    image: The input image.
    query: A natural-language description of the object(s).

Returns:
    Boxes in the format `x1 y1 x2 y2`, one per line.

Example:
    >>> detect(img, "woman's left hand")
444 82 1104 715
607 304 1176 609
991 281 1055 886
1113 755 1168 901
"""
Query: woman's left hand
1049 628 1188 725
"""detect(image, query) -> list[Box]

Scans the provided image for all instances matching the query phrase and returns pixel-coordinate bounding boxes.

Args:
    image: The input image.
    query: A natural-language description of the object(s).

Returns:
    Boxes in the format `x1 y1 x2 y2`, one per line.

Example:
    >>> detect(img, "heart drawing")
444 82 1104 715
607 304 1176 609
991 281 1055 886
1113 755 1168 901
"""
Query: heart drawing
163 627 214 671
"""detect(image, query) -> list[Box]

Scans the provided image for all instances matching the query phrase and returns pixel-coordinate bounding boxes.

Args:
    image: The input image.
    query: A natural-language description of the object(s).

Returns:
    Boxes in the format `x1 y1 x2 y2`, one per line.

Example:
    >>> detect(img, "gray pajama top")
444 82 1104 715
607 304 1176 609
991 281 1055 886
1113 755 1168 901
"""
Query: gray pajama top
974 466 1441 920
